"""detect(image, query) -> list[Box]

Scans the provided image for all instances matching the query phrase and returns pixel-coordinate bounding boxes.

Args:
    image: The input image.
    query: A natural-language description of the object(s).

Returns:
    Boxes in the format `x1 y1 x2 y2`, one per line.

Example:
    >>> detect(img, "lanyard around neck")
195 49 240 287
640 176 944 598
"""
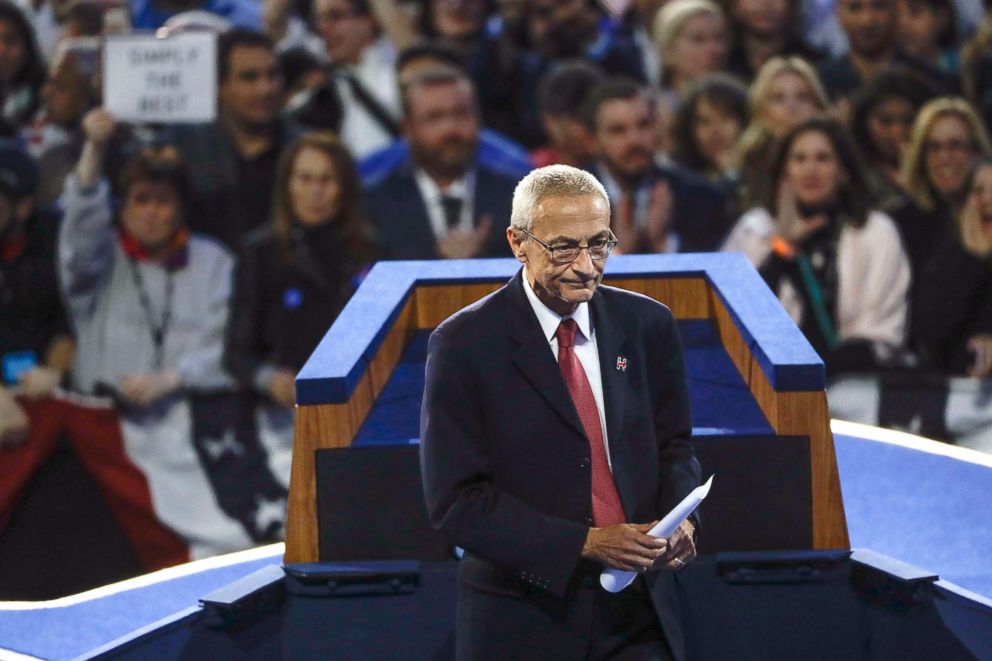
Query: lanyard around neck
127 257 175 370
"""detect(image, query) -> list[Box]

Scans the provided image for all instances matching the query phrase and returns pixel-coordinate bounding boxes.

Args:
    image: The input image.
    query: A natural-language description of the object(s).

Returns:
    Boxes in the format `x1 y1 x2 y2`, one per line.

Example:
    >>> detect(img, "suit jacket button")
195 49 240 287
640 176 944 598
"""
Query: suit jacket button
580 458 590 468
584 516 593 525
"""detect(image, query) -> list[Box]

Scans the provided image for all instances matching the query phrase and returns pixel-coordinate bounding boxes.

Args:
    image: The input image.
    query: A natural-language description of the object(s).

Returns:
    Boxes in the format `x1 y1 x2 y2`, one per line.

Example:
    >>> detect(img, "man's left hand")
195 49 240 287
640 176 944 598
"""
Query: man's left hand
437 217 492 259
654 518 696 571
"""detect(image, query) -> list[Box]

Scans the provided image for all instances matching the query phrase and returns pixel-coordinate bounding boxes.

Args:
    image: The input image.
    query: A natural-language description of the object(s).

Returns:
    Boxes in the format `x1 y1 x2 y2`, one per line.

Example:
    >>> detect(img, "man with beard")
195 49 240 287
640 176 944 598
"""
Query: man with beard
363 67 515 260
817 0 956 109
585 80 732 253
171 29 300 251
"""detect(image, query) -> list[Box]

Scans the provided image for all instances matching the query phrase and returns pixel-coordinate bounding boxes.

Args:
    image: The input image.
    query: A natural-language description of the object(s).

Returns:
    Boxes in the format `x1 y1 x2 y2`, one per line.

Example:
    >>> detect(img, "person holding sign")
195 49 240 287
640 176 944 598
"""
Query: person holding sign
421 165 701 660
55 108 283 556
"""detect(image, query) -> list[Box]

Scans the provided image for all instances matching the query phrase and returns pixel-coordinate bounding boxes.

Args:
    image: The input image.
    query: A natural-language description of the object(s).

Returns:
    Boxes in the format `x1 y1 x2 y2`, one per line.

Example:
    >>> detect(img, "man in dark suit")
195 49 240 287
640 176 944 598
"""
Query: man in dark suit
421 165 701 659
583 79 733 253
363 67 515 260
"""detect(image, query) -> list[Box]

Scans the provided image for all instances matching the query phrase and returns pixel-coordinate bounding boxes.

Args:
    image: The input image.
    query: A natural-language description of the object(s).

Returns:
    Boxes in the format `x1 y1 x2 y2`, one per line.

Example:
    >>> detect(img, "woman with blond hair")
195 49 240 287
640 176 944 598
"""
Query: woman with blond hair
913 158 992 376
652 0 729 149
224 132 380 484
896 97 992 280
736 56 829 209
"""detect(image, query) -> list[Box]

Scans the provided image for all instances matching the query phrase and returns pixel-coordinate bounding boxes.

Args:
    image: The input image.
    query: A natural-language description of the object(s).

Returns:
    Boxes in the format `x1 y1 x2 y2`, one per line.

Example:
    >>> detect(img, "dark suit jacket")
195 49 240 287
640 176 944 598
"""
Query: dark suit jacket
363 162 515 260
593 162 734 253
420 270 700 660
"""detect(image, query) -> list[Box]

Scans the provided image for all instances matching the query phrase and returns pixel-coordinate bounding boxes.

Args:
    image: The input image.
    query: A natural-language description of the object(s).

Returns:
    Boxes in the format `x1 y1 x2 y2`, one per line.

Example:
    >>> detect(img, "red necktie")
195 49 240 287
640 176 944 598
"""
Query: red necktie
556 319 626 527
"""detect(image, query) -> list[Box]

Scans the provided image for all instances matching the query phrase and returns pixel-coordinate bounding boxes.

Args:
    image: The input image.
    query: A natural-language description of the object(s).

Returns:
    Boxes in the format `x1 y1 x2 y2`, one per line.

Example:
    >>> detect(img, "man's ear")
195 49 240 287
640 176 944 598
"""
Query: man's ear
506 226 527 263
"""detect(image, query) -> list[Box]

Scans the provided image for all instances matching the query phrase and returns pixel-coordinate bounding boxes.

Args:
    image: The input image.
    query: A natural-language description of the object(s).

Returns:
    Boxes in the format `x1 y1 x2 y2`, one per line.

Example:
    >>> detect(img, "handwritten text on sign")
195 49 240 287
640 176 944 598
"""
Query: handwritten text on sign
104 33 217 123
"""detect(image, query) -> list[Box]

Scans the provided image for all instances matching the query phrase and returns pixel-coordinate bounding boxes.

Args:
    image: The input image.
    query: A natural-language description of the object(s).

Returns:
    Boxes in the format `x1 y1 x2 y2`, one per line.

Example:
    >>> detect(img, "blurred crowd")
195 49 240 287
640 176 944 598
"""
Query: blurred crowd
2 0 992 568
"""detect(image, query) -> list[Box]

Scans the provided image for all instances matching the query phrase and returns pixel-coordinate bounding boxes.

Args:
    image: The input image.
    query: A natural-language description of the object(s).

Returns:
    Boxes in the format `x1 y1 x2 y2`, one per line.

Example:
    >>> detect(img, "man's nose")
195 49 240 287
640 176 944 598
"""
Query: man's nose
571 247 596 274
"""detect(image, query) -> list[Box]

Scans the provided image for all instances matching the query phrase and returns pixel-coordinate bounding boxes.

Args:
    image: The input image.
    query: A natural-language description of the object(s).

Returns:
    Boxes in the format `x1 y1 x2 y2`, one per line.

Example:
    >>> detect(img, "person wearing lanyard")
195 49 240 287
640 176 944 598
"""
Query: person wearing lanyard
56 107 275 558
59 107 237 408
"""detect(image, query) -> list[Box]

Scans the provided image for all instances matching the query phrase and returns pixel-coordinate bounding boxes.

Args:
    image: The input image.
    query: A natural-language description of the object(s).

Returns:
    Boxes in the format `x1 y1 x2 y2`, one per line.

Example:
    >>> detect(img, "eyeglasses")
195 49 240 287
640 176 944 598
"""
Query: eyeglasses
517 228 618 265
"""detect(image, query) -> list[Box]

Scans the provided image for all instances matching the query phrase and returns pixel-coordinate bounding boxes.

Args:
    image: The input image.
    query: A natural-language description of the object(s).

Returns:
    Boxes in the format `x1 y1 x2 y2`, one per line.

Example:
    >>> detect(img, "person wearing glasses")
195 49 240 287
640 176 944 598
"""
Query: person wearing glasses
421 164 701 660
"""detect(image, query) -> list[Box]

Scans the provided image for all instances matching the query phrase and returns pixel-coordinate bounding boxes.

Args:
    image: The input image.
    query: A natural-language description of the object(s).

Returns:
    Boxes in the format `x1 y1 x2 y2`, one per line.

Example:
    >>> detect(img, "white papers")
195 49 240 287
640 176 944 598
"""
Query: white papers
600 475 714 593
104 32 217 124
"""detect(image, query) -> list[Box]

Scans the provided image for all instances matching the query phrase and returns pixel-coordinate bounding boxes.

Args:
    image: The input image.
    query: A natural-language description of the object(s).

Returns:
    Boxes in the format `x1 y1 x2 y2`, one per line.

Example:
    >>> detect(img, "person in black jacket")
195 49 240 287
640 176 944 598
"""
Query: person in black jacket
225 133 377 478
913 158 992 376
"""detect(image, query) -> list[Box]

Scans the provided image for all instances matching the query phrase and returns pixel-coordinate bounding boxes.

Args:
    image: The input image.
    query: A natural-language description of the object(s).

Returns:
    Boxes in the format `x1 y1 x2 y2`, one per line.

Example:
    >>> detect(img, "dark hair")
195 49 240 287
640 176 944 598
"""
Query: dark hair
395 40 468 76
399 66 475 116
580 78 646 130
671 73 748 173
765 117 872 227
288 82 344 133
0 2 46 96
348 0 371 16
911 0 958 48
271 132 369 261
849 67 939 166
63 1 105 36
218 29 274 82
537 60 604 118
417 0 493 41
116 146 192 224
278 46 322 92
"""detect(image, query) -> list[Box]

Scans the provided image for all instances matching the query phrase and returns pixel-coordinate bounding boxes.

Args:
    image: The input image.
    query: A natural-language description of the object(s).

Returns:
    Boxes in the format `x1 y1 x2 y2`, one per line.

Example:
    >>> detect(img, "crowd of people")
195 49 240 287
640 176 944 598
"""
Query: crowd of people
1 0 992 568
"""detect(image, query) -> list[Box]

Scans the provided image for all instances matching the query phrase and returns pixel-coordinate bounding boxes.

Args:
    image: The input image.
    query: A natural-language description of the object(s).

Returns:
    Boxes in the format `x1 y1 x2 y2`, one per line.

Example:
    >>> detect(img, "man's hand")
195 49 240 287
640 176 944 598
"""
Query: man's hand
611 191 639 254
119 370 181 408
967 334 992 378
654 518 697 571
17 366 62 399
437 218 493 259
642 179 673 253
582 521 668 571
0 387 29 449
268 369 297 409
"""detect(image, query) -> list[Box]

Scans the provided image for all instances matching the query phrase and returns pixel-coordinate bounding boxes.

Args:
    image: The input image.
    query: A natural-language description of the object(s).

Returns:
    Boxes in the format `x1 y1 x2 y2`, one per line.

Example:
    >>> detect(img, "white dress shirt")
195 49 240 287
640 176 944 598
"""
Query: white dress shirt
414 168 476 240
522 268 612 470
335 36 401 160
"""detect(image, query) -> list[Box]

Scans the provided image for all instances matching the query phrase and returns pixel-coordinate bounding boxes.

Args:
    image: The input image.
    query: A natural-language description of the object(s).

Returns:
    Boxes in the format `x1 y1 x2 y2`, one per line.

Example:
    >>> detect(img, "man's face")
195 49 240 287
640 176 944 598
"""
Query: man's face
219 45 281 129
314 0 376 65
405 80 479 179
508 193 611 316
837 0 896 58
593 95 657 183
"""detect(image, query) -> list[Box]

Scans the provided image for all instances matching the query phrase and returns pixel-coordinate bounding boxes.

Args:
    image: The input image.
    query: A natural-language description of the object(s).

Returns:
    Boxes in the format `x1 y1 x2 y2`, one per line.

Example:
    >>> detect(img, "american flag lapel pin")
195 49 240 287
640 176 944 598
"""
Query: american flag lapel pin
616 356 628 372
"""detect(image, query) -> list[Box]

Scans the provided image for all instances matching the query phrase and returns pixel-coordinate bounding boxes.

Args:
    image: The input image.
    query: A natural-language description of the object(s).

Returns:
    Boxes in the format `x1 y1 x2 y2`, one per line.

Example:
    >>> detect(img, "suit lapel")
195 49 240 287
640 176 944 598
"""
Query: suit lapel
506 272 588 440
590 291 637 519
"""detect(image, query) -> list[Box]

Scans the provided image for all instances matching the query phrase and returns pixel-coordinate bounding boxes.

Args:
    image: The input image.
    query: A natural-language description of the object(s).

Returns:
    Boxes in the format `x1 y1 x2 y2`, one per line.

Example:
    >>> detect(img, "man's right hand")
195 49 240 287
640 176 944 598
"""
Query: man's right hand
581 522 668 571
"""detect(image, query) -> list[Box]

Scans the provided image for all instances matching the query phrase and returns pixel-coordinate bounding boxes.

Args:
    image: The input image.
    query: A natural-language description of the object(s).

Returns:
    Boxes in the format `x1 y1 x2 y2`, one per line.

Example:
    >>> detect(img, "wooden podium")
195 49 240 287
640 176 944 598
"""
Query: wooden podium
284 254 849 563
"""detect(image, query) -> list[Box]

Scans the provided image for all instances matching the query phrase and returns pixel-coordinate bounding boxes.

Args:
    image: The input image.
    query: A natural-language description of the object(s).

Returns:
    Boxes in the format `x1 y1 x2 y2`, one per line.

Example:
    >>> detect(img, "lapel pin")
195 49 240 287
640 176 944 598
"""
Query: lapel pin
616 356 628 372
